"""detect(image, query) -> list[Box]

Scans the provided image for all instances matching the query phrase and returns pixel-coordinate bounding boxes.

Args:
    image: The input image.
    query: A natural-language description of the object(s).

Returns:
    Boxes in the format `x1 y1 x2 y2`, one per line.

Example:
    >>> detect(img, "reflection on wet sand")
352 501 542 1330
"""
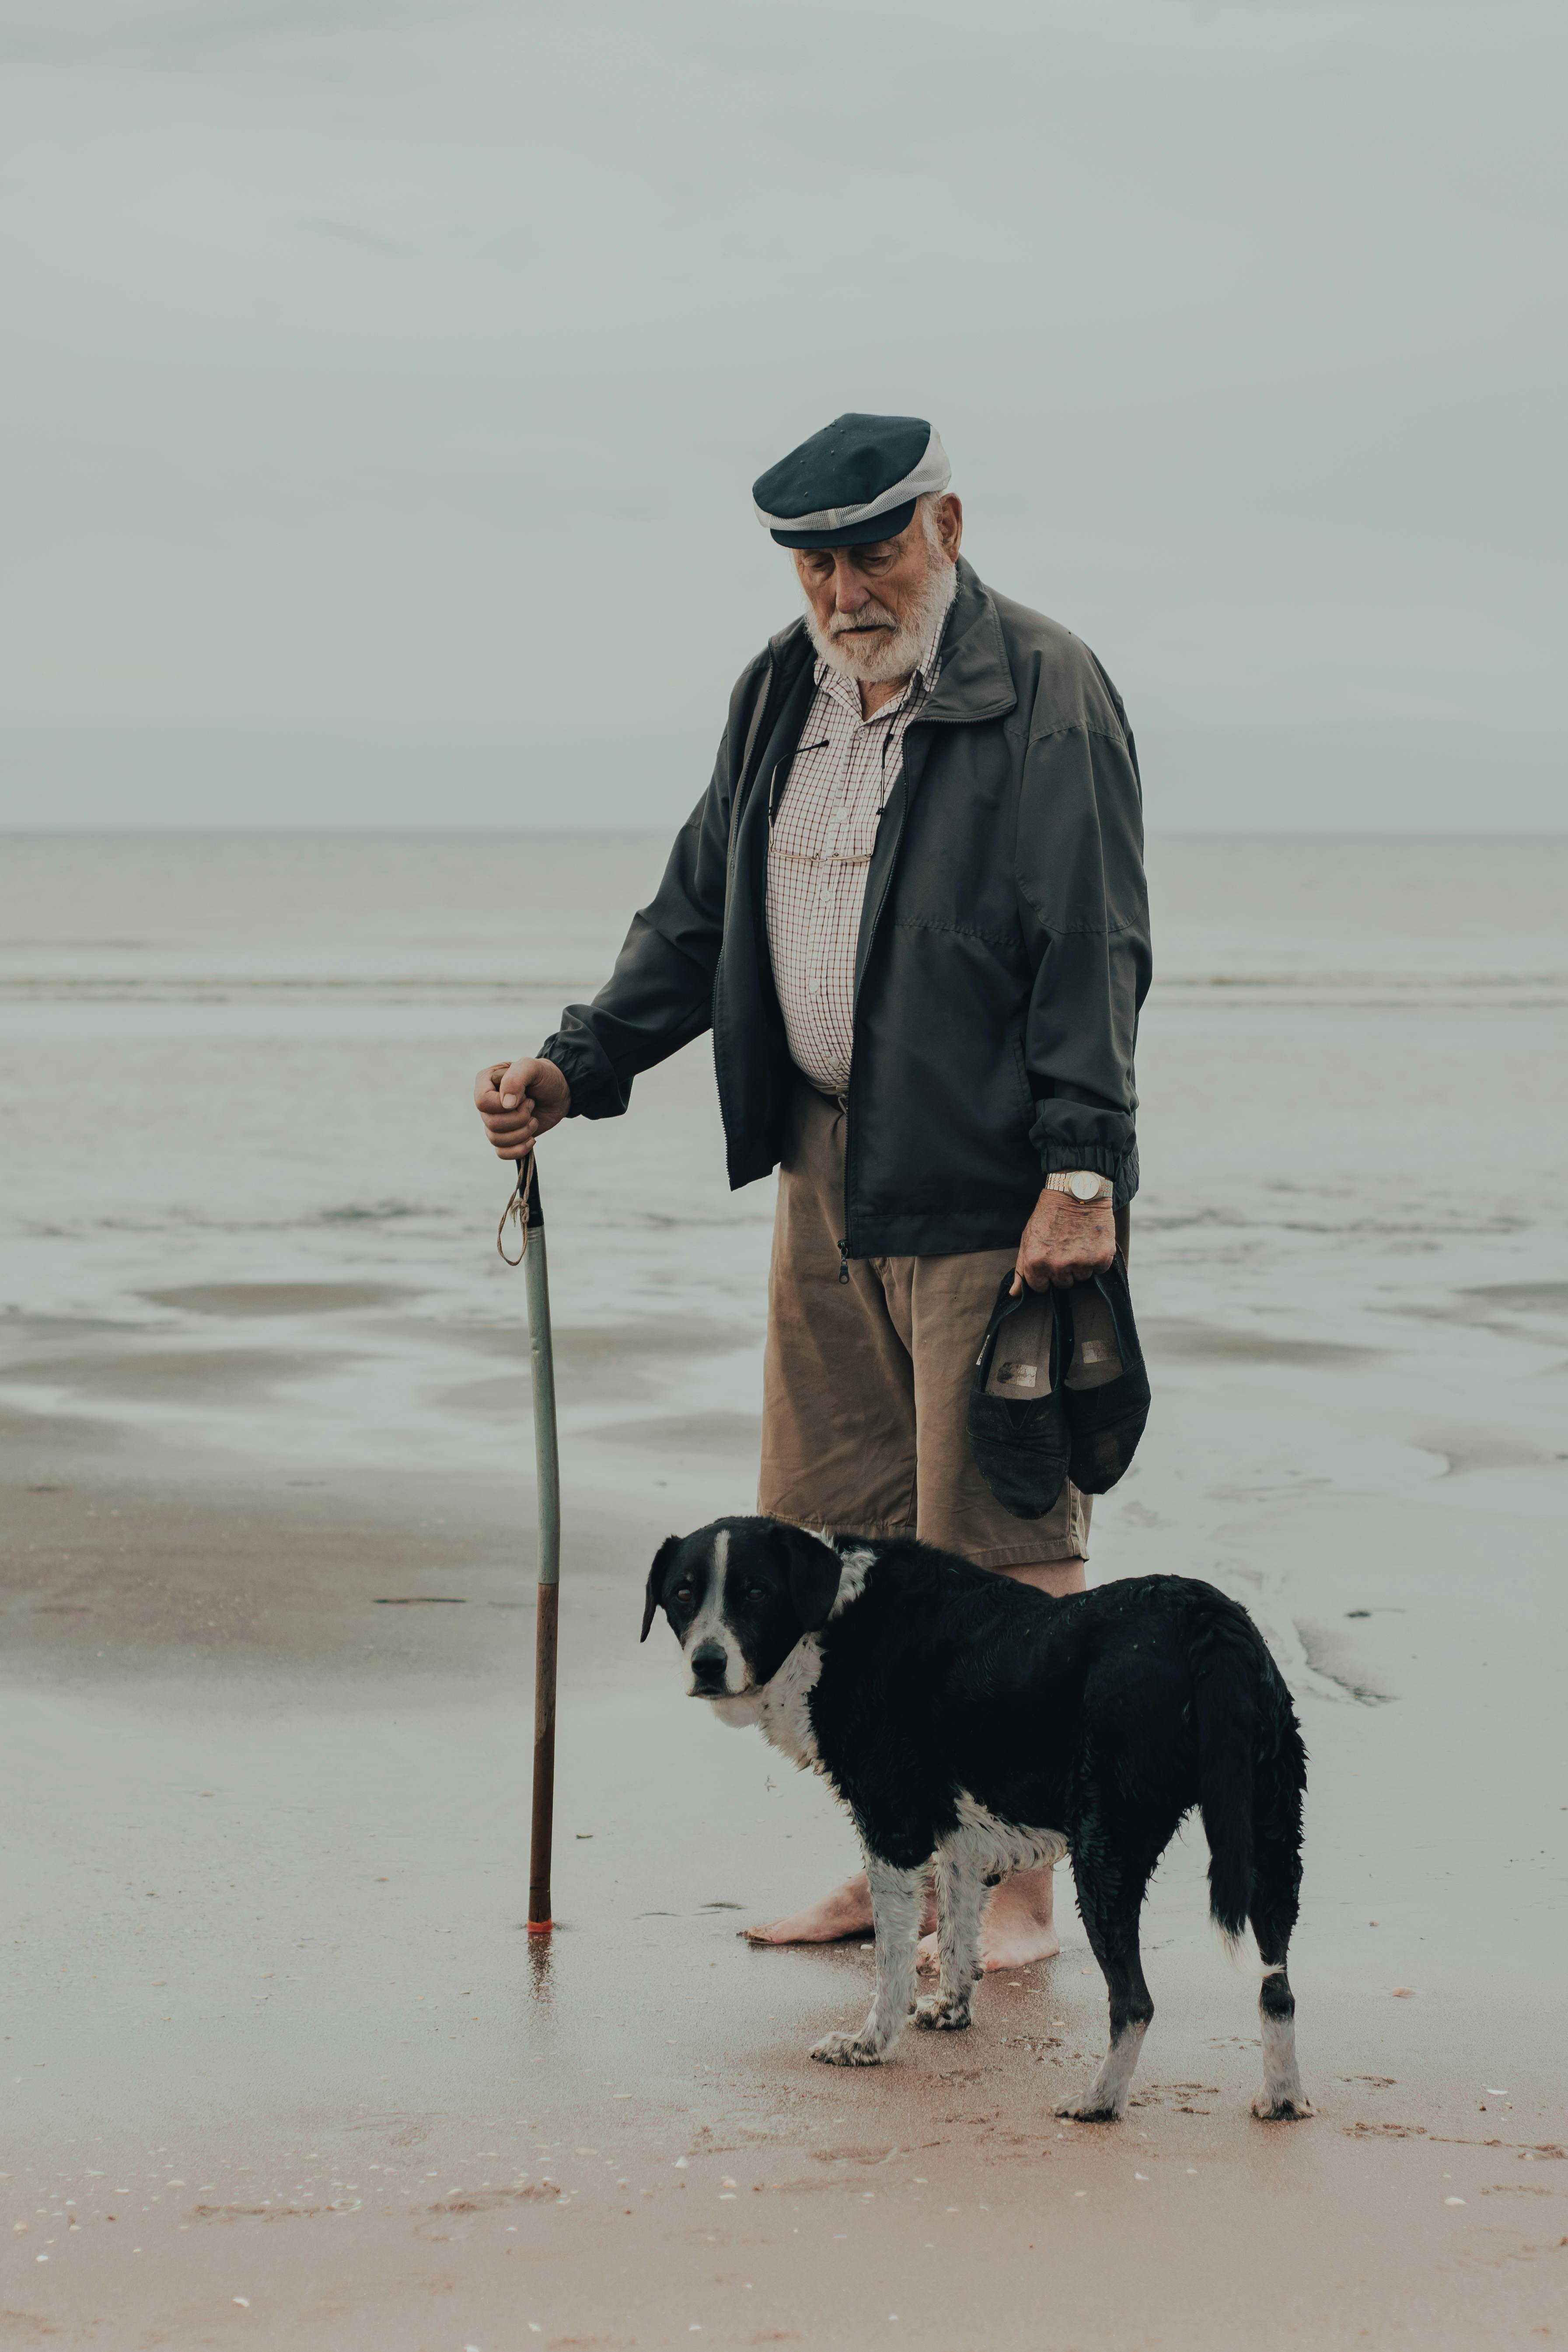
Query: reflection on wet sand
1145 1320 1380 1365
9 1344 356 1402
142 1281 418 1316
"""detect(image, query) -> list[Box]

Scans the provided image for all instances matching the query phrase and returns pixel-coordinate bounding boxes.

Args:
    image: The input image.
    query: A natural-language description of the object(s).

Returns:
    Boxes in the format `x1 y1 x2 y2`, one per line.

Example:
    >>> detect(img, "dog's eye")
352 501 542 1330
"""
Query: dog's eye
672 1584 692 1602
745 1584 767 1601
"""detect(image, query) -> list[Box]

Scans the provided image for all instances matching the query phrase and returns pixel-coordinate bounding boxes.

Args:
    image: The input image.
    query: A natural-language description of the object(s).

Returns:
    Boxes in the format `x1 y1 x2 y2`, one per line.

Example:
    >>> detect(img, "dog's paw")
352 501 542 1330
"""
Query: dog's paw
1252 2090 1313 2122
914 1992 972 2032
810 2030 882 2067
1054 2091 1126 2124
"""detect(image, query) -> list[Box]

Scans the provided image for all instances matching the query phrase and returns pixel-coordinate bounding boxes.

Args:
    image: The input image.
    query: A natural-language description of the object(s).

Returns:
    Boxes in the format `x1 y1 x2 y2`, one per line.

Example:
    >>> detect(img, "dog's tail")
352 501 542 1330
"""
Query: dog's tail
1188 1598 1285 1980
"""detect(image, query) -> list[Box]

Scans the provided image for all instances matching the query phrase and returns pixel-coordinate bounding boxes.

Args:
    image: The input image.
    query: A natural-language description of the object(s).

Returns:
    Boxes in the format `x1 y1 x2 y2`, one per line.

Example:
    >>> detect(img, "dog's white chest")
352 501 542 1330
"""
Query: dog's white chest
753 1636 825 1771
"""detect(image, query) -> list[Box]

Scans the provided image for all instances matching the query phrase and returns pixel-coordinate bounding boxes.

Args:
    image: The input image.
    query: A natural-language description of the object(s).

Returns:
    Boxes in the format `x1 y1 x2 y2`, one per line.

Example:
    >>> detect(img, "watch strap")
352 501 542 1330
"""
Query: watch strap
1045 1170 1114 1204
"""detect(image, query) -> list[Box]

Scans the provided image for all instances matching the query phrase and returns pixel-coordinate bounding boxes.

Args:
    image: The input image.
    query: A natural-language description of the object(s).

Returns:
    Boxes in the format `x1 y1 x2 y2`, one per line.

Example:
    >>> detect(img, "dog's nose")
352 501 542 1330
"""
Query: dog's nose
689 1640 729 1689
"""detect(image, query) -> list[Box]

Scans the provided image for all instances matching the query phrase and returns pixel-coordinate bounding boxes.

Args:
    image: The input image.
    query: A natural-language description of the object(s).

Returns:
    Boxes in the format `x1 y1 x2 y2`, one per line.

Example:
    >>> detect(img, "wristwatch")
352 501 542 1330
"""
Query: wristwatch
1045 1170 1114 1204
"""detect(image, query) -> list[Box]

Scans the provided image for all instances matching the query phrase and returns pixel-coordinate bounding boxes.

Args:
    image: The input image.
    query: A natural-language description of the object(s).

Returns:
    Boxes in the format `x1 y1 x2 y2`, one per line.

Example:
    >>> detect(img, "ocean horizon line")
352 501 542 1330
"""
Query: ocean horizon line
3 822 1567 842
4 972 1563 998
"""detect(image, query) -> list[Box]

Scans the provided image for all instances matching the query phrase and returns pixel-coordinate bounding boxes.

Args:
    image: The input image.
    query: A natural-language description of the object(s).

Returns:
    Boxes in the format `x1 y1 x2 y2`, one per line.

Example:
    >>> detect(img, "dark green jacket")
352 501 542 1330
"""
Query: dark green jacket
541 558 1151 1260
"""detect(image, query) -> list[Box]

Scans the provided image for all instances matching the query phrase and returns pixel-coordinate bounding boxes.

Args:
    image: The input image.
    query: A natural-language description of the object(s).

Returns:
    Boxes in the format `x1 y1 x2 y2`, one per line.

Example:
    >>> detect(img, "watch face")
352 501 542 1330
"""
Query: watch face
1069 1172 1100 1202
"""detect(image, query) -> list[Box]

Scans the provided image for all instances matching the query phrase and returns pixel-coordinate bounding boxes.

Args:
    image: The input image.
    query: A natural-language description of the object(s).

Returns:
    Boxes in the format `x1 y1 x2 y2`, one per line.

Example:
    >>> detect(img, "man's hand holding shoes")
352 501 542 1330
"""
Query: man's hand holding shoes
1013 1174 1116 1295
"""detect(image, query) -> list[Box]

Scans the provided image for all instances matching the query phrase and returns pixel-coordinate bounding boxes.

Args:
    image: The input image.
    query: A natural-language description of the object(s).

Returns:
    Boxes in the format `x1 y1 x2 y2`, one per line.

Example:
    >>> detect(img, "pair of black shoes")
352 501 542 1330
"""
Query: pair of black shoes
967 1253 1150 1521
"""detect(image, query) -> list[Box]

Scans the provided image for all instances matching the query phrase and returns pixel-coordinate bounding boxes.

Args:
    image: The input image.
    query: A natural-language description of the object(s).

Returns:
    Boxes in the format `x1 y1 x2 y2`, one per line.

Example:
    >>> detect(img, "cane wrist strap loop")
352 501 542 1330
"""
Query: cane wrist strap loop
497 1151 534 1266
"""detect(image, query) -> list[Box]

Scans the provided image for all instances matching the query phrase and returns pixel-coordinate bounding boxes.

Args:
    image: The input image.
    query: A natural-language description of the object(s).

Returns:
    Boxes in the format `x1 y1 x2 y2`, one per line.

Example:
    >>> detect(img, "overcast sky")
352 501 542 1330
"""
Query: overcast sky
2 0 1562 827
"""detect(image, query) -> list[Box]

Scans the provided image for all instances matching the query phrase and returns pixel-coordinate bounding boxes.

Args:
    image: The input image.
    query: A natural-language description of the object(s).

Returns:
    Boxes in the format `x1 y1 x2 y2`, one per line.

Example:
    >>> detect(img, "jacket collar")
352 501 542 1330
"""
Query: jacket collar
764 555 1014 726
918 558 1016 725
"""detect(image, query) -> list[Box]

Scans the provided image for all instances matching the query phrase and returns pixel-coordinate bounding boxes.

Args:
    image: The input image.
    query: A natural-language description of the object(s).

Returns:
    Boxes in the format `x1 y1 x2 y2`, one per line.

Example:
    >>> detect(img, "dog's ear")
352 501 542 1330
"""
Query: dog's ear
780 1524 842 1632
641 1535 681 1644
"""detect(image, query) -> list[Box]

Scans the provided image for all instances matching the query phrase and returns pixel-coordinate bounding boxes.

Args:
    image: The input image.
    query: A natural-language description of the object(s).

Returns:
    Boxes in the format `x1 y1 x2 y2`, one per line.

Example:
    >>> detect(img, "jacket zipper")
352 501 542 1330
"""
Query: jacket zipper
832 1091 852 1279
839 714 918 1278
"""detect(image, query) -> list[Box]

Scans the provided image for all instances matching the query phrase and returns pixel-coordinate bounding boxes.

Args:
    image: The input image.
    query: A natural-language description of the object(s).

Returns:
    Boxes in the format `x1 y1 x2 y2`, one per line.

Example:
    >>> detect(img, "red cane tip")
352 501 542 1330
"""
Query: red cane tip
527 1917 554 1935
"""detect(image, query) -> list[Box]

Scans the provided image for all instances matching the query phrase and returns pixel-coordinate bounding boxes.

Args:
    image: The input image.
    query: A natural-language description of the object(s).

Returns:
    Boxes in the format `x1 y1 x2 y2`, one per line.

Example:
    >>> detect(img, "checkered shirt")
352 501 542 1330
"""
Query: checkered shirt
765 569 957 1096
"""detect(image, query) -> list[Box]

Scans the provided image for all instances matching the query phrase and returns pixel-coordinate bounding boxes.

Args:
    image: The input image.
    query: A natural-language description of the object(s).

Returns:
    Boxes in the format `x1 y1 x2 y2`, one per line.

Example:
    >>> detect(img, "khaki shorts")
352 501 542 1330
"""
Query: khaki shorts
758 1083 1091 1570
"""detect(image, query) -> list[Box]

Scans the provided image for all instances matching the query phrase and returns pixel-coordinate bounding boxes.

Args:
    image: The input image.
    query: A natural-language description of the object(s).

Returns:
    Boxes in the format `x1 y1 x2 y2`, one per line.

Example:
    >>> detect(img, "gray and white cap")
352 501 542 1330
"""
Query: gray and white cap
752 412 951 549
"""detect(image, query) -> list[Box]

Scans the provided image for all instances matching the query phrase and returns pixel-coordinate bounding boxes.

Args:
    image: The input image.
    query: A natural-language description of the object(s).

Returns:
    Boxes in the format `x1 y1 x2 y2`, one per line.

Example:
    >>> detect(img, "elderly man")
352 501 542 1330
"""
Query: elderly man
476 414 1151 1970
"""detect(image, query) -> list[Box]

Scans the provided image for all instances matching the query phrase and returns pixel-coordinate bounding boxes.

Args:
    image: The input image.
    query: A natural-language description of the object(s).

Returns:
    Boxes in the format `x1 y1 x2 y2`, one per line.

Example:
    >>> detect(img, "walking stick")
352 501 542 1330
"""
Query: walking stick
498 1145 559 1935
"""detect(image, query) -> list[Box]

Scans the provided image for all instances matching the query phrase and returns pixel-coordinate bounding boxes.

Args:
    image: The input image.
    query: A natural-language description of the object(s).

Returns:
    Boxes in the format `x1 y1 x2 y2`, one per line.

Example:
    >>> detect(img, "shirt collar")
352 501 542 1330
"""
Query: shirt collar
811 559 958 716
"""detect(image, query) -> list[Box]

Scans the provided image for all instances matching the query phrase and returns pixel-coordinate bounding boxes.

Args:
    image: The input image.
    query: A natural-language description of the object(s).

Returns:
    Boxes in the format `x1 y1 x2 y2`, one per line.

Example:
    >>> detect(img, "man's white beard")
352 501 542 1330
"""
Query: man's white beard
805 550 955 687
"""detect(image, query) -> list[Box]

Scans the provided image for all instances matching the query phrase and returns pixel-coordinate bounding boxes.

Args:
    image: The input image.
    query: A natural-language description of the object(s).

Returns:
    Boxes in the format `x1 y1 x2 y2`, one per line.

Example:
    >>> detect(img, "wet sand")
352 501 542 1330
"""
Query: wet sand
3 833 1567 2346
4 1324 1566 2348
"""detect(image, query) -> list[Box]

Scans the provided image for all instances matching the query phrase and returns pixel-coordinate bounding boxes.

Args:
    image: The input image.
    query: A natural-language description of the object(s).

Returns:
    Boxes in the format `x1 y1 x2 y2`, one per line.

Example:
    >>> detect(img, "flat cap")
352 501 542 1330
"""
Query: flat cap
752 412 951 548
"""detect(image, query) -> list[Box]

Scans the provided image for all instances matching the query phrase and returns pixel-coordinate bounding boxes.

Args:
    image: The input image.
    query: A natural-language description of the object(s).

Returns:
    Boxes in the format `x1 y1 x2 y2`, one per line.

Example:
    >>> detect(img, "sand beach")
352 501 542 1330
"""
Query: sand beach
2 829 1565 2348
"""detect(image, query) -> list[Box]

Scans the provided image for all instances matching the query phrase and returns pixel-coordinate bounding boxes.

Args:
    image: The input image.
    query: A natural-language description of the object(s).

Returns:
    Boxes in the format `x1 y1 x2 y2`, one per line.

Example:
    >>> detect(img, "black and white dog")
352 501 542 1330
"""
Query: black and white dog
643 1516 1310 2122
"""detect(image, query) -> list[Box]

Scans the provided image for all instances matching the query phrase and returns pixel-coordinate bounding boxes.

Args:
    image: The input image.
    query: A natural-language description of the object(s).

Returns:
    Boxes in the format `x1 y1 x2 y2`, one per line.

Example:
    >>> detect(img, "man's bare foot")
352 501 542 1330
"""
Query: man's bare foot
916 1865 1061 1975
742 1871 937 1947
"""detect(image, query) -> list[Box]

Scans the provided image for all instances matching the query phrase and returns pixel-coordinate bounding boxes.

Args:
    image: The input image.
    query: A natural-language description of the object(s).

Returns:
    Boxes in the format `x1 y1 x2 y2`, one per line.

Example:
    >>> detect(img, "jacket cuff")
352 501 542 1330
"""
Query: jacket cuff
538 1031 618 1121
1037 1140 1139 1210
